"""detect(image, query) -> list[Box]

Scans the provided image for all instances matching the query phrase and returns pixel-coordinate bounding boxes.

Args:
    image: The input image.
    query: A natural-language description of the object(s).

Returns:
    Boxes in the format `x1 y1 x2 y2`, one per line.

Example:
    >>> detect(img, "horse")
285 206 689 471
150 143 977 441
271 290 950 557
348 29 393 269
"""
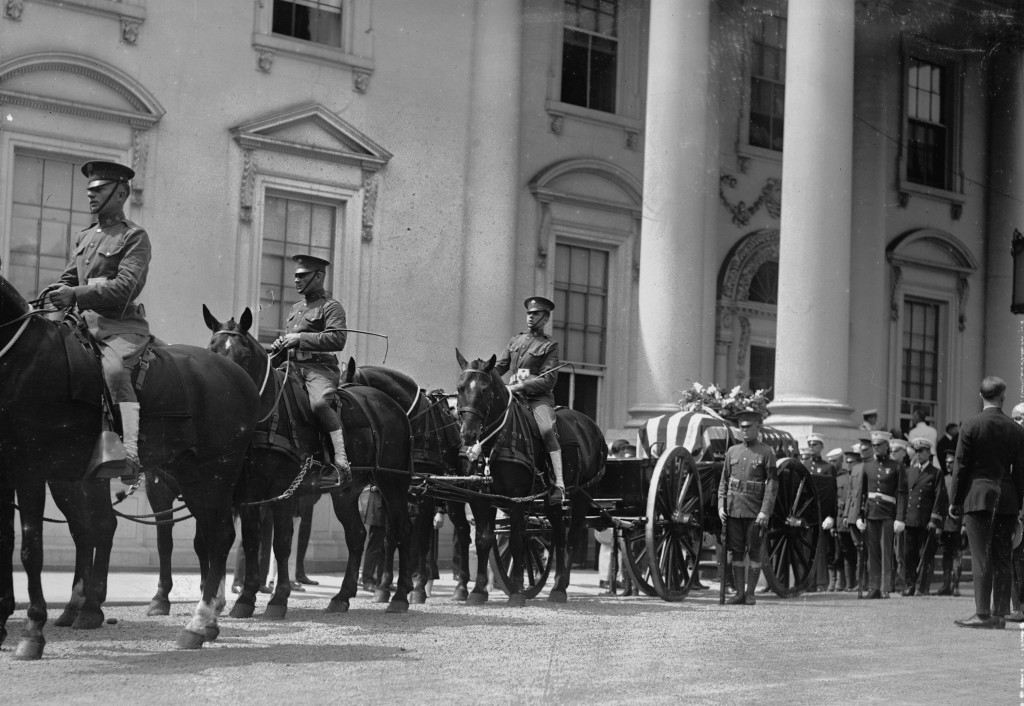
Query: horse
0 274 259 657
203 307 416 614
343 361 473 602
454 350 607 605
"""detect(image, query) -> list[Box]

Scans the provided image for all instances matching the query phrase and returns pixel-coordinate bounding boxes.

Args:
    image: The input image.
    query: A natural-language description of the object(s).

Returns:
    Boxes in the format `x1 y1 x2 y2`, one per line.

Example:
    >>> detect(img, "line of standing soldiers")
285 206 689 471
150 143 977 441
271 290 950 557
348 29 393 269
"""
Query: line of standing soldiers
801 430 964 598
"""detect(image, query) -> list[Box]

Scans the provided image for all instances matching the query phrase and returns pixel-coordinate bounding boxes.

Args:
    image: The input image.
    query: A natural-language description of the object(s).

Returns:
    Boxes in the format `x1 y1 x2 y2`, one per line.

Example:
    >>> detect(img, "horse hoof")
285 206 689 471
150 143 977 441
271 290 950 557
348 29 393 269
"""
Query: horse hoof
229 601 255 619
175 629 205 650
53 607 79 627
507 593 527 608
466 591 488 606
547 590 568 604
263 603 288 620
373 589 391 604
452 586 469 601
72 610 105 630
146 599 171 617
409 589 427 605
326 598 350 614
205 625 220 642
385 599 409 614
13 636 45 660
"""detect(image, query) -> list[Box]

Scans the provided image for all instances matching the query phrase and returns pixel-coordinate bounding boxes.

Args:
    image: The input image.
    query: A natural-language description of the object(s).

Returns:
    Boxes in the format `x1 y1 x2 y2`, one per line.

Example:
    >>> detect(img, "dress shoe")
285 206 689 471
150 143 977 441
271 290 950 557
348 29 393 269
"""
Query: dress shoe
295 574 319 586
230 583 242 595
865 589 882 599
989 615 1007 629
955 613 995 628
901 586 916 597
599 580 610 589
289 580 305 592
1005 610 1024 623
258 584 271 594
726 593 747 605
935 586 953 596
692 580 709 590
880 591 890 599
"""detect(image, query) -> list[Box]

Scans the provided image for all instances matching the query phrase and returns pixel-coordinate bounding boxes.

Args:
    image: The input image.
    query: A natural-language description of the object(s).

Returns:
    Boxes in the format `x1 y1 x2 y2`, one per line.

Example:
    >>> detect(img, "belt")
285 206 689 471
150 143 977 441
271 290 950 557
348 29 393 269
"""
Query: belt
729 477 765 494
868 491 895 504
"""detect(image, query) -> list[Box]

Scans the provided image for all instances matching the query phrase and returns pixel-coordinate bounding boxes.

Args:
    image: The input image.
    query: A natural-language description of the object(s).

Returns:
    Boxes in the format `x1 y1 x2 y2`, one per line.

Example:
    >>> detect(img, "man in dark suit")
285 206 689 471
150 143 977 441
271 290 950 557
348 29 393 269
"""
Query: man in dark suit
950 376 1024 629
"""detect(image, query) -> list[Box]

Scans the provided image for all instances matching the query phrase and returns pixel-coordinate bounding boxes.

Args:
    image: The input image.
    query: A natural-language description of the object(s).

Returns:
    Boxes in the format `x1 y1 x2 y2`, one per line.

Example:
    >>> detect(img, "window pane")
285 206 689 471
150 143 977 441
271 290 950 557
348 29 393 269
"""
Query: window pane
560 30 590 107
273 0 342 48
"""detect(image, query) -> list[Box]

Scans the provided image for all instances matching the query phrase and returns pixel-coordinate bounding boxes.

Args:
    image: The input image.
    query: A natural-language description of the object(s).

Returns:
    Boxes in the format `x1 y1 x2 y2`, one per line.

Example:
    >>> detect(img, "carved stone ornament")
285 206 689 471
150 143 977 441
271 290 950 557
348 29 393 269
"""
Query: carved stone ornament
239 149 255 223
889 264 902 321
5 0 23 21
951 202 963 221
130 128 149 207
719 174 781 227
361 172 379 242
956 275 968 331
257 50 274 73
121 18 141 45
550 113 564 135
898 191 910 208
536 203 551 269
353 69 370 93
625 129 639 151
736 316 751 383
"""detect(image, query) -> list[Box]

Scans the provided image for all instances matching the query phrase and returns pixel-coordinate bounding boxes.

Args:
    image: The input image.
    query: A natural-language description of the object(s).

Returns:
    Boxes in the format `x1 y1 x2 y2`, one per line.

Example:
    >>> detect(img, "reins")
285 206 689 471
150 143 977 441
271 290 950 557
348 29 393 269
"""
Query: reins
208 328 290 424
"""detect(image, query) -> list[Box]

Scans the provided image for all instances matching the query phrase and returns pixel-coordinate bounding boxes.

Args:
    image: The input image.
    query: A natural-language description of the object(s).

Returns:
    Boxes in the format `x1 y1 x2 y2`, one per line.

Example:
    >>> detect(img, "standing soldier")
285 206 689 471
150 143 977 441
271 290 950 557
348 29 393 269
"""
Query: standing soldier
854 430 908 599
271 254 350 489
930 448 964 596
43 161 150 481
902 438 941 596
842 444 868 594
890 438 910 592
718 410 778 605
495 296 565 502
832 447 858 591
804 433 837 592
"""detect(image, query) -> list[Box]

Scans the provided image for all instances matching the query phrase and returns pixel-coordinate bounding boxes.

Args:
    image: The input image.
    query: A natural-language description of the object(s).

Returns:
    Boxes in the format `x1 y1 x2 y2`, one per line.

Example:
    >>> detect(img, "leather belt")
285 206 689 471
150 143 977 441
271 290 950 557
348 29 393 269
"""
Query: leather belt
729 477 765 494
868 491 895 504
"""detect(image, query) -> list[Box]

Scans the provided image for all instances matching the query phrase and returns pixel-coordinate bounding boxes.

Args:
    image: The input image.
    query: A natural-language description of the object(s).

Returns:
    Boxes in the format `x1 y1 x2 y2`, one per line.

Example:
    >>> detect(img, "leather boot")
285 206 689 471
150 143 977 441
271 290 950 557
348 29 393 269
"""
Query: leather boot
745 563 761 605
844 565 857 592
119 401 143 483
324 428 352 489
935 569 953 596
836 567 847 592
827 568 837 592
549 451 566 504
726 564 747 605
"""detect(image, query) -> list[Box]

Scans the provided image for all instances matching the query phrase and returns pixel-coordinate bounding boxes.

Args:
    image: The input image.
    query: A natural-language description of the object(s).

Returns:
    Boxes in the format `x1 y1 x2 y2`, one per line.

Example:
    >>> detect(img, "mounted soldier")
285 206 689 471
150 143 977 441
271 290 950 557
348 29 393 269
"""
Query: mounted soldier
41 161 150 480
494 295 565 503
270 254 350 490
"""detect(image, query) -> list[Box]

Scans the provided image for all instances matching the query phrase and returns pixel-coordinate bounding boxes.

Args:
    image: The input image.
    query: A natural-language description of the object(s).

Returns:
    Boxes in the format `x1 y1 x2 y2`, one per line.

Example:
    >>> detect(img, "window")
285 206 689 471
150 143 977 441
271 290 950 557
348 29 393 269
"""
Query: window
906 58 948 190
259 193 338 346
900 298 940 434
9 153 93 297
272 0 342 47
561 0 619 113
746 261 779 305
552 243 608 420
748 11 786 151
749 346 775 400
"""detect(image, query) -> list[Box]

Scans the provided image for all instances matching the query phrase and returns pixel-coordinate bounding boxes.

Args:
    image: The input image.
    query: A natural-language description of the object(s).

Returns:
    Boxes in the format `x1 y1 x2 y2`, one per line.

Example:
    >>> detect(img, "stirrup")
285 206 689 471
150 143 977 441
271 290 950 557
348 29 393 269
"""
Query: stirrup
119 454 143 486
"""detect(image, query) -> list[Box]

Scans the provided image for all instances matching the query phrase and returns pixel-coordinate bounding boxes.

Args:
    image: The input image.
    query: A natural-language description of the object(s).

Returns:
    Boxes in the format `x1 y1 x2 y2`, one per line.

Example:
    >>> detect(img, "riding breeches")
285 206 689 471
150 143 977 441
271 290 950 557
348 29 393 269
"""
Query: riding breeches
297 362 342 432
99 333 149 403
525 399 560 452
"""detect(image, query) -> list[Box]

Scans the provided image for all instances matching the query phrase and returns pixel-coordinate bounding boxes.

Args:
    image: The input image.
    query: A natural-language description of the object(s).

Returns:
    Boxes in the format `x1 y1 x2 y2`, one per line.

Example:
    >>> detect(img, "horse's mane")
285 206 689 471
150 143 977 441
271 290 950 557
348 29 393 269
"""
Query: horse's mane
0 275 30 320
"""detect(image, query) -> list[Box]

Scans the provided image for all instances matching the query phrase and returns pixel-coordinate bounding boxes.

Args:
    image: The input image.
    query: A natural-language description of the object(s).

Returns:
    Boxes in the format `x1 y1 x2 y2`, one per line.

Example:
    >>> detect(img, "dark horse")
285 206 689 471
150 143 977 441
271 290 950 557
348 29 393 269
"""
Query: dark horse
454 350 606 605
344 361 474 602
203 307 416 614
0 275 259 657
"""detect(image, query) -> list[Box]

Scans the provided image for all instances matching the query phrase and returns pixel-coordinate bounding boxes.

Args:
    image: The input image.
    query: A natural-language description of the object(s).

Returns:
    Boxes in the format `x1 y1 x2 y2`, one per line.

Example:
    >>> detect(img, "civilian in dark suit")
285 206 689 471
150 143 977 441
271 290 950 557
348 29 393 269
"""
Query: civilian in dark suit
950 377 1024 629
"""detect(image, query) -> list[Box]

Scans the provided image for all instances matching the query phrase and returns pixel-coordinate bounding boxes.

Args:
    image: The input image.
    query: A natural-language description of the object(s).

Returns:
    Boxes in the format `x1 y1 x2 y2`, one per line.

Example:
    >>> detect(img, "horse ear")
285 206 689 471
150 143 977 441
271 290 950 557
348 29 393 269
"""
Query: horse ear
202 304 220 332
484 354 496 372
345 357 356 383
239 308 253 334
455 348 468 369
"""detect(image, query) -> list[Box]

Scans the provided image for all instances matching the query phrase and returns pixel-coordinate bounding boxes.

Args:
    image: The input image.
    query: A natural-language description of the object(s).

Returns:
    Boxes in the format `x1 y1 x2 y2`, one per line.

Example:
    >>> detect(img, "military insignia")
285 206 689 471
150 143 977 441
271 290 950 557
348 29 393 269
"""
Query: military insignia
884 468 891 475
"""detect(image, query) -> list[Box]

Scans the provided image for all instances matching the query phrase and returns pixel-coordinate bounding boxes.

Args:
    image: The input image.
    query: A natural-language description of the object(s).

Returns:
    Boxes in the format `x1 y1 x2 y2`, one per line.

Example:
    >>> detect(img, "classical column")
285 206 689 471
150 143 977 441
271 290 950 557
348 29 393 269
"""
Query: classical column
770 0 856 427
630 0 712 421
984 50 1024 399
457 0 522 353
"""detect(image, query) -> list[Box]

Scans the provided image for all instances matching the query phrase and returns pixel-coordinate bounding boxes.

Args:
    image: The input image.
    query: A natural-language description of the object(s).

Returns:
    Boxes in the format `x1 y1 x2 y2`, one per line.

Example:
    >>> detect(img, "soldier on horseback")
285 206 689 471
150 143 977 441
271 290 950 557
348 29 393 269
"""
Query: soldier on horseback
41 161 150 480
271 254 350 490
495 296 565 503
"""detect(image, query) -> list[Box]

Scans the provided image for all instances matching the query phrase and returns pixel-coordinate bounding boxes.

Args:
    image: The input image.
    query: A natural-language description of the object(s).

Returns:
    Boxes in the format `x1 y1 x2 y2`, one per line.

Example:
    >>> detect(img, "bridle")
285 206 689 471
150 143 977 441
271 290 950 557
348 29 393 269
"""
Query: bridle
456 368 513 449
209 328 289 424
208 328 273 397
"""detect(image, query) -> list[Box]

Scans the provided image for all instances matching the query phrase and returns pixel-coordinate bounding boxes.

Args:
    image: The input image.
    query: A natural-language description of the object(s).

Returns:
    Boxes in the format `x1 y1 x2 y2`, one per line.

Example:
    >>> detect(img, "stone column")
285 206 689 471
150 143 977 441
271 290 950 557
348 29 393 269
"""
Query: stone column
984 51 1024 403
630 0 712 421
770 0 856 428
458 0 522 354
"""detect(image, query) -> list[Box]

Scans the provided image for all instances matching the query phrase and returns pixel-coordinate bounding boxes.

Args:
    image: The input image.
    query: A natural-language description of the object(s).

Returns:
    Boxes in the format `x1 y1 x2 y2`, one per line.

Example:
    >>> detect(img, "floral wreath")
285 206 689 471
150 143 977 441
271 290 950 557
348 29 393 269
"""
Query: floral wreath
677 382 772 422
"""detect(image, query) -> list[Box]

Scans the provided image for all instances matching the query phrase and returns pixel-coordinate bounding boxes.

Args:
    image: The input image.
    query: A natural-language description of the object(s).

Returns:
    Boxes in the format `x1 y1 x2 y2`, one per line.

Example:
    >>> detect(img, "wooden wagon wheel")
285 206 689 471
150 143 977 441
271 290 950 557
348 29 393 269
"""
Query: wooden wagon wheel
761 459 820 597
622 525 657 596
644 447 704 602
489 512 553 599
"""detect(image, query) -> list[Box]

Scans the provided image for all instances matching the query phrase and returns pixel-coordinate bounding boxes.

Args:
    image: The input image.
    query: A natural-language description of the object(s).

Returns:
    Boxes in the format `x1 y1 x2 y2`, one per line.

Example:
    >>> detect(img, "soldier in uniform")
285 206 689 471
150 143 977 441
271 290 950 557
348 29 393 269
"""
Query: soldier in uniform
717 410 778 605
831 447 856 591
929 447 964 596
271 254 349 489
901 437 941 596
43 161 150 480
853 430 907 599
889 437 910 591
804 433 837 592
494 296 565 502
860 409 881 432
841 444 868 593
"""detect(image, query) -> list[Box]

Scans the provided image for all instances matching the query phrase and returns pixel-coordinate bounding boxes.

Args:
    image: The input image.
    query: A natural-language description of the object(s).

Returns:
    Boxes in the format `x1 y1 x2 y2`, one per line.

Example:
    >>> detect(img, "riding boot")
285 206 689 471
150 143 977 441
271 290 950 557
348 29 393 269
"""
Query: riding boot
726 563 747 605
827 568 837 592
549 451 566 504
836 566 847 591
119 401 142 483
936 568 952 596
322 428 352 490
745 562 761 605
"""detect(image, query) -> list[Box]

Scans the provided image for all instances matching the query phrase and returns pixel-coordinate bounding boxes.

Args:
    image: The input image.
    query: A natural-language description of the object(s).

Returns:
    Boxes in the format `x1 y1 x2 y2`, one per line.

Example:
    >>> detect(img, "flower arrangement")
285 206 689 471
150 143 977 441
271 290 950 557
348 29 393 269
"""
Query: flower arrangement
678 382 772 421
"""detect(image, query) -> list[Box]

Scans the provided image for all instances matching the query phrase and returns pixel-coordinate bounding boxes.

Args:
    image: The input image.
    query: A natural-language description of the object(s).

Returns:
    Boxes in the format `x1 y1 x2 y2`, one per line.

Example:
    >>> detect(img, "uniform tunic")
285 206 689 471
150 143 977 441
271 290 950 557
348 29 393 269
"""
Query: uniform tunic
281 292 347 413
860 456 908 522
719 440 778 519
905 461 940 528
494 330 559 406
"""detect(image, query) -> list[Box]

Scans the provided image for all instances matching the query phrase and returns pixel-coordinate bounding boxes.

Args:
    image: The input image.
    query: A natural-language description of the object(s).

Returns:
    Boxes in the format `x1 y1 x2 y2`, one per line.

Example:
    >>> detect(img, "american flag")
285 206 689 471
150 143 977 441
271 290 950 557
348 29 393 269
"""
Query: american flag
636 410 798 462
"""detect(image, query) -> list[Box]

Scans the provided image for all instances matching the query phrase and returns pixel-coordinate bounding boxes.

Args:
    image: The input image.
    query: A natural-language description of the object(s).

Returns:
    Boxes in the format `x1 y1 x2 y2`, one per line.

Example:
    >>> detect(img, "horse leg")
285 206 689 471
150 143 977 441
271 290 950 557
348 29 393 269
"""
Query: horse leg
146 476 176 616
506 505 527 607
57 480 115 630
13 477 48 660
382 485 412 614
0 477 15 650
228 504 261 619
377 531 397 604
467 502 495 605
448 502 471 601
408 499 432 604
264 499 294 620
547 497 571 603
326 488 366 613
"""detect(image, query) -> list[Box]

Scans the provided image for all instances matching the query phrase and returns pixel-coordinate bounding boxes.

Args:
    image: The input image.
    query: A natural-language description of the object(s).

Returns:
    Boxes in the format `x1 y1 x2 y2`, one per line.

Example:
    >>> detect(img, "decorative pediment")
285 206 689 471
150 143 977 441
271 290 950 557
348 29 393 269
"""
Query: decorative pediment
230 103 392 174
887 228 977 330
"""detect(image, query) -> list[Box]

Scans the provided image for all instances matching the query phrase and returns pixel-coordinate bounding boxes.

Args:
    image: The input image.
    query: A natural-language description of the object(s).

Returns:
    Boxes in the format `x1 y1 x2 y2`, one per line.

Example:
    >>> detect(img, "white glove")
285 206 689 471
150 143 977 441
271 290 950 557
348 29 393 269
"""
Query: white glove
433 512 445 530
821 516 834 531
856 518 866 532
893 520 906 534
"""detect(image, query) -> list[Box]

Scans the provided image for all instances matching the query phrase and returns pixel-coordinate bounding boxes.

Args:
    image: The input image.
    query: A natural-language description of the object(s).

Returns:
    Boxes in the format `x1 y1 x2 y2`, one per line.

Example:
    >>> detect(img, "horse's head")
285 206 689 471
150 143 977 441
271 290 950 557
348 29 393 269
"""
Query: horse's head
202 305 265 383
455 348 502 447
0 274 30 324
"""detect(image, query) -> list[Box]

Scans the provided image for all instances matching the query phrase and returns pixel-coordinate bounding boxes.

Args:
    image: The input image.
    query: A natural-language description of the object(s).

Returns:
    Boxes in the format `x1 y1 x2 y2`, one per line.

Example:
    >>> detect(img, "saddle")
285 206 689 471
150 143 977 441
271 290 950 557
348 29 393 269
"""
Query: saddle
484 399 583 488
412 390 460 473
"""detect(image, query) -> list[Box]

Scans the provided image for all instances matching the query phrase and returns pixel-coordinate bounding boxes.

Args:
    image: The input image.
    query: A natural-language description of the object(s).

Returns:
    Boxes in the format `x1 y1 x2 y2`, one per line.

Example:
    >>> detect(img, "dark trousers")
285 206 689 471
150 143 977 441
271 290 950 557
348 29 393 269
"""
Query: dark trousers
726 517 764 563
963 511 1015 618
1013 541 1024 611
833 530 857 578
850 525 868 589
361 524 386 584
866 519 893 592
903 526 932 589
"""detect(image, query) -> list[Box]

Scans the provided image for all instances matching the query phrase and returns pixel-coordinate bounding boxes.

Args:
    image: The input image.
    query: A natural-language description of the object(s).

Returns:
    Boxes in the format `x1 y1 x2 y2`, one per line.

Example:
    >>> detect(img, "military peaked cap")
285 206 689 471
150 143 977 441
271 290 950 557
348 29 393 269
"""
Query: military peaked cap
82 161 135 188
524 296 555 313
292 254 331 273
